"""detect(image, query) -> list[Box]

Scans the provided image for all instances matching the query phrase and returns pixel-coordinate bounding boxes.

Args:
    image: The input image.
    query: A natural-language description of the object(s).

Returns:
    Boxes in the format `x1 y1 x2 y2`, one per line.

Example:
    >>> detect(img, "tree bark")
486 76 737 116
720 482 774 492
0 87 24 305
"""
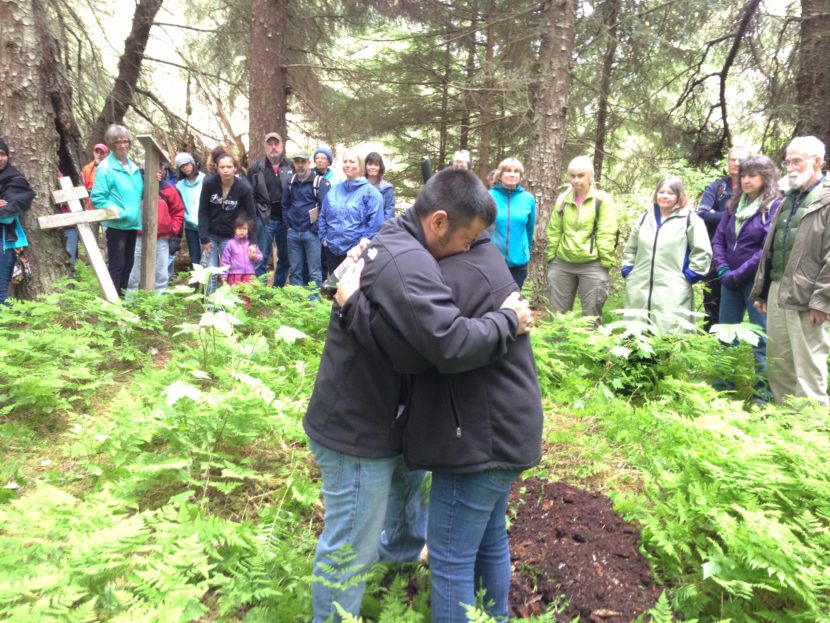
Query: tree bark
0 0 75 298
593 0 619 183
523 0 577 309
459 13 478 152
85 0 164 153
248 0 289 161
476 0 497 178
795 0 830 152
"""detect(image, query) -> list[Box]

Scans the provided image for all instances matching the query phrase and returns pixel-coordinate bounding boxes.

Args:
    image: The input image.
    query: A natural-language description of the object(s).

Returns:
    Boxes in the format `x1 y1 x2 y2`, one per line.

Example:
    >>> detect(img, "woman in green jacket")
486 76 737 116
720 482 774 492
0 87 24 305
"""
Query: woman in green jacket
546 156 617 323
621 176 712 332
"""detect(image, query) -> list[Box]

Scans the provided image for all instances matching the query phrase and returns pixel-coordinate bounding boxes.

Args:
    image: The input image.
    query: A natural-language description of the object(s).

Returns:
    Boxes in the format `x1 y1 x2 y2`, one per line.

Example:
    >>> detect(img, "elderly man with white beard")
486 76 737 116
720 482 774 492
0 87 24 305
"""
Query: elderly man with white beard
752 136 830 405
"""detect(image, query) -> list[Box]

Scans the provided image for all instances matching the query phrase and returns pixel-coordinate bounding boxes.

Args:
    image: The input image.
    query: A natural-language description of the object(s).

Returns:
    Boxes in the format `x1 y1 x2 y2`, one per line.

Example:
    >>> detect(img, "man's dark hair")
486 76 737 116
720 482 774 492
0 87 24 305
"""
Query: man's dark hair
413 168 496 228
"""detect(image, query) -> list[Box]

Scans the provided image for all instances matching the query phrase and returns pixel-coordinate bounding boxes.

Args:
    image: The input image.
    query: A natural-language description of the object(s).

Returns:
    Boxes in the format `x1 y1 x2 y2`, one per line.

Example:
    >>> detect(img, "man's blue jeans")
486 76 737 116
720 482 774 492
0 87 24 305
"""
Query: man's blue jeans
258 216 289 287
309 438 427 623
63 227 78 278
127 237 170 293
719 278 767 371
0 246 15 305
428 469 521 623
287 229 322 287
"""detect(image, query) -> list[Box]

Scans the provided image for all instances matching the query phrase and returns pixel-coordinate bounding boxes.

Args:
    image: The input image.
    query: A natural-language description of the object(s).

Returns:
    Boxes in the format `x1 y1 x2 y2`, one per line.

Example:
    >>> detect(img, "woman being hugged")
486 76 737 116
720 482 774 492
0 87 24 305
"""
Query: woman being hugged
318 148 383 271
90 124 144 295
712 155 781 391
489 157 536 288
621 175 712 332
365 152 396 221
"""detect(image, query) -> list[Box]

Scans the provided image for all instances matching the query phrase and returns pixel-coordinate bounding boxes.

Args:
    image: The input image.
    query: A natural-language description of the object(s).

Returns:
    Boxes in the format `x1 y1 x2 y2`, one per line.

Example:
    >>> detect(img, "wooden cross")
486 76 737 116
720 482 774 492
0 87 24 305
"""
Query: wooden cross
137 135 168 292
39 177 119 303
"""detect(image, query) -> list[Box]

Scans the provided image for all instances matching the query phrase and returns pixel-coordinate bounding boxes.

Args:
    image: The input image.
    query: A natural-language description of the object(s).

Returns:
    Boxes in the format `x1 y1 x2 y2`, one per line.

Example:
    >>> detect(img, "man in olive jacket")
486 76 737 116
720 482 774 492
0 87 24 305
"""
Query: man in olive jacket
752 136 830 405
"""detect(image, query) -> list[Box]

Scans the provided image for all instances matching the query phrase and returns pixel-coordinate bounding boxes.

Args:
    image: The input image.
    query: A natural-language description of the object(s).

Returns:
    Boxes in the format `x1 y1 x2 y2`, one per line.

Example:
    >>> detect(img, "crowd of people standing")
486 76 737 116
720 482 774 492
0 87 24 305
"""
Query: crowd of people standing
1 125 829 622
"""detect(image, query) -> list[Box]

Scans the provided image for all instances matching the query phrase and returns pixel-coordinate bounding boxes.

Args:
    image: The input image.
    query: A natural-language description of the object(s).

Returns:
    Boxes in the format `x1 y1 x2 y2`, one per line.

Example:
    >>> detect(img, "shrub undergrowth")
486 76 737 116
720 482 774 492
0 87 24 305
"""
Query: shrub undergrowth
1 267 828 622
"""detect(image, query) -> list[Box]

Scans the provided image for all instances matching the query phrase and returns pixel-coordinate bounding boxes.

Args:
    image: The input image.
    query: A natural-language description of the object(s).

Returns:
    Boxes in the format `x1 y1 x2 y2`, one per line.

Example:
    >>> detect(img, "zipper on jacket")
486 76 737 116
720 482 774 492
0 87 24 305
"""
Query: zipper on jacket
505 190 512 258
645 215 664 313
449 386 462 438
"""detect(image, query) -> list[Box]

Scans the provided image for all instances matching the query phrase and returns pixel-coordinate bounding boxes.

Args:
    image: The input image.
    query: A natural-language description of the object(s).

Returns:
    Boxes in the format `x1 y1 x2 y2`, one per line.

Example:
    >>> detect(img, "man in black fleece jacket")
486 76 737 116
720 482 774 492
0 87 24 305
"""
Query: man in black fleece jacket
304 169 531 623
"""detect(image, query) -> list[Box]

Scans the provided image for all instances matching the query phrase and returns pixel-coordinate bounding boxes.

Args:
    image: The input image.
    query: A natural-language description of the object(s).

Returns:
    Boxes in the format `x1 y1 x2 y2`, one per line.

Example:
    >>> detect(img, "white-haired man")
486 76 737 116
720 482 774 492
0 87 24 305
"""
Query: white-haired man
546 155 618 323
752 136 830 405
451 150 471 171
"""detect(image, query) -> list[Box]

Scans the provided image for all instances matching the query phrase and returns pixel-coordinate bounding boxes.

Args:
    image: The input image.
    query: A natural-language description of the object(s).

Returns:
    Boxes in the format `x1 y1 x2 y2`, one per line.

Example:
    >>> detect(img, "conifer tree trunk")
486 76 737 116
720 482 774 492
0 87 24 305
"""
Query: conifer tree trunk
593 0 619 183
0 0 76 298
794 0 830 151
86 0 164 152
476 0 497 178
248 0 288 160
523 0 577 308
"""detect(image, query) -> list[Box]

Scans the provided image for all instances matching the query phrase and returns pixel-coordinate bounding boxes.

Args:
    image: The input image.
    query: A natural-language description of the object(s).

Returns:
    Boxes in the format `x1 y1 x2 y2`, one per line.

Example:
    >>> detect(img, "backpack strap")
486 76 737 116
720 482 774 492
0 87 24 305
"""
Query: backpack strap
589 196 603 254
288 173 298 196
312 173 322 202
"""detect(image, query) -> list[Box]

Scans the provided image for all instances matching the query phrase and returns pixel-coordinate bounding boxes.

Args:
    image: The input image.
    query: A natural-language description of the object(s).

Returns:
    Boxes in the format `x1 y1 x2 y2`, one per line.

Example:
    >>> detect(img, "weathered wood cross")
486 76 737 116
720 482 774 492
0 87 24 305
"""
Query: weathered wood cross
39 177 119 302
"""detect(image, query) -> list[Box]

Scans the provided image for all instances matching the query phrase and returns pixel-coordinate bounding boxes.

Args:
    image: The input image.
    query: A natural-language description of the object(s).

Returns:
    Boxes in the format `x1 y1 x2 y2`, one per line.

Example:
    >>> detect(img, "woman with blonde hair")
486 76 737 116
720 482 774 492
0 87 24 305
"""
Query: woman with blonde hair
318 148 383 271
489 157 536 287
621 175 712 332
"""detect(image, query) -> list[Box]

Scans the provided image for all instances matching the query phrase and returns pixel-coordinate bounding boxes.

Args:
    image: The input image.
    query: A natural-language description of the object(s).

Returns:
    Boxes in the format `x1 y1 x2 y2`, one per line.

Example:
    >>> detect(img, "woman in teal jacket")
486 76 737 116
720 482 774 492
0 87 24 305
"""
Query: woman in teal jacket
489 157 536 287
90 124 144 295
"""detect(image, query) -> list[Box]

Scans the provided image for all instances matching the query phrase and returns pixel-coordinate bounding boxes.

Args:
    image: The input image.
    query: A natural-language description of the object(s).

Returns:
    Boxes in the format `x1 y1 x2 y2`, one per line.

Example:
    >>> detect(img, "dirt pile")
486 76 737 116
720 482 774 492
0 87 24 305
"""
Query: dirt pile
509 478 660 622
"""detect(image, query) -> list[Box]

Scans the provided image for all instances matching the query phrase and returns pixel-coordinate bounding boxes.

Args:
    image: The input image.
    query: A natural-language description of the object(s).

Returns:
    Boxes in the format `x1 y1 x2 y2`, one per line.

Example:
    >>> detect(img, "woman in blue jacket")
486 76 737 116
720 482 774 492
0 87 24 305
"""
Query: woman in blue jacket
90 124 144 295
318 148 384 271
489 157 536 288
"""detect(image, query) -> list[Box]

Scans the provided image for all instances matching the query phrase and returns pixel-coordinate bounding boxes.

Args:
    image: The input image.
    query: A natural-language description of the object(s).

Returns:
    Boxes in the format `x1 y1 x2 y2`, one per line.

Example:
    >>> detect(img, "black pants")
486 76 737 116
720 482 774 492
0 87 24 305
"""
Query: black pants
702 271 721 332
324 247 347 275
106 228 138 295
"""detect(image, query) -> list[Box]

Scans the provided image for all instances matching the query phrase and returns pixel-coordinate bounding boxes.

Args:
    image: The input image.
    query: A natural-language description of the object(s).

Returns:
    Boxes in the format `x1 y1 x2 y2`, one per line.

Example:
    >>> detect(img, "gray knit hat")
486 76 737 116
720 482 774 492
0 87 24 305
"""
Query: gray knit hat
174 152 196 170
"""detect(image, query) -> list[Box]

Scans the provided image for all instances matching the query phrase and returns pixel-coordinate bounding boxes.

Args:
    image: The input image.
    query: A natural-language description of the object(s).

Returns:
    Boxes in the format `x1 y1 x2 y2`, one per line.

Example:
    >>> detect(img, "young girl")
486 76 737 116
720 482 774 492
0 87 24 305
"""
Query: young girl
221 217 262 304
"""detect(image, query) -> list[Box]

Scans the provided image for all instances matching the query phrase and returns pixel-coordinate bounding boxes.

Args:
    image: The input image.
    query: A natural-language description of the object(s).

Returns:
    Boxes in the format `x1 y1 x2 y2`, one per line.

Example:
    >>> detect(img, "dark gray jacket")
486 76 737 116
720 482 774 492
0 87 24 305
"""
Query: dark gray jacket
304 209 519 458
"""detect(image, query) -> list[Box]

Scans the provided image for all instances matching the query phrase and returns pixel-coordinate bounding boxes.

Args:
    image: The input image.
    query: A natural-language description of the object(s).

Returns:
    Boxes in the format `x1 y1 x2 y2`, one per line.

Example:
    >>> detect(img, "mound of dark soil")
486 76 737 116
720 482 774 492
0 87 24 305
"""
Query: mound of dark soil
508 478 660 622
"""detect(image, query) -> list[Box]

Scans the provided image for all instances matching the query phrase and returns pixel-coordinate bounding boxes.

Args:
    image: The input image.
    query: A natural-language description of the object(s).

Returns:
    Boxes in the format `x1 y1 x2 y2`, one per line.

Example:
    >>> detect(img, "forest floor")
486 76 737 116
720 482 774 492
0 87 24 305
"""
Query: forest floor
507 477 660 622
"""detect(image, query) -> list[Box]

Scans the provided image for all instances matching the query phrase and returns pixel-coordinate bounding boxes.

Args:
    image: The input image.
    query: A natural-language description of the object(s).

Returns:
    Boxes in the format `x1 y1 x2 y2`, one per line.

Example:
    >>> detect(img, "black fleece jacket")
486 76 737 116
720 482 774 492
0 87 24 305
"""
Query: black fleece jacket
198 173 256 243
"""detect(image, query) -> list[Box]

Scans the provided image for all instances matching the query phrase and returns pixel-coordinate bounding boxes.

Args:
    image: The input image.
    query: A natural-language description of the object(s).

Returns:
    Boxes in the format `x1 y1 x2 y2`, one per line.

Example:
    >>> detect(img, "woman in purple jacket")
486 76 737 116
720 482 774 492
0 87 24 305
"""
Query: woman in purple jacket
712 155 781 391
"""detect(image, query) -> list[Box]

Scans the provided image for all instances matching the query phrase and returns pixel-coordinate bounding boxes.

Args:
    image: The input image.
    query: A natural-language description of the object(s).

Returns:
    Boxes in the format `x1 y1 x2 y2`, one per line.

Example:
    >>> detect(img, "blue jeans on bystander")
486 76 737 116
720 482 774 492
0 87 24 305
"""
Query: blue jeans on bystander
719 278 768 373
127 237 170 293
509 263 528 290
0 247 16 305
185 227 202 269
309 438 427 623
428 469 521 623
206 235 230 296
287 229 323 287
258 216 290 286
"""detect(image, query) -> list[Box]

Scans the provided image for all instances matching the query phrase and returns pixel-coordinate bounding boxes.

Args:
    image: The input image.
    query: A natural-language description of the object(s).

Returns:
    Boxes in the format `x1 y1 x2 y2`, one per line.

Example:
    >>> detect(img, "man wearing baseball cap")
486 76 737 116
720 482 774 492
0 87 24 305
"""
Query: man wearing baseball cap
282 151 331 288
247 132 294 285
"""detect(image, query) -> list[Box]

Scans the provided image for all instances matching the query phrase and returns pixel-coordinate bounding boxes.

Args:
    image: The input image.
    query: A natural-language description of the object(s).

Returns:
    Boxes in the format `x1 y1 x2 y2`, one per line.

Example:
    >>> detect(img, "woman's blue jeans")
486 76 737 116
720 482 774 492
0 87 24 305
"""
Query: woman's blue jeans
309 439 427 623
719 278 767 373
0 246 15 305
428 469 521 623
